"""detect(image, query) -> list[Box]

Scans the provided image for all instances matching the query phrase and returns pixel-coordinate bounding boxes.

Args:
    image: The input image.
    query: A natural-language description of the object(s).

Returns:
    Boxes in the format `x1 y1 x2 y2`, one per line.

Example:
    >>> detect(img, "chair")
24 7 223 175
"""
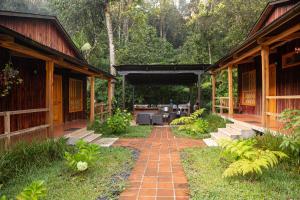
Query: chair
136 113 151 125
152 114 163 125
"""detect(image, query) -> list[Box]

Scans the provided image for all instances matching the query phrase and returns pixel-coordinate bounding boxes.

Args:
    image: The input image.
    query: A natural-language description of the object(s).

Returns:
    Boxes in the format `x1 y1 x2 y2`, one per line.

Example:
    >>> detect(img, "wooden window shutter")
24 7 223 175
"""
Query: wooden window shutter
241 70 256 106
69 78 83 112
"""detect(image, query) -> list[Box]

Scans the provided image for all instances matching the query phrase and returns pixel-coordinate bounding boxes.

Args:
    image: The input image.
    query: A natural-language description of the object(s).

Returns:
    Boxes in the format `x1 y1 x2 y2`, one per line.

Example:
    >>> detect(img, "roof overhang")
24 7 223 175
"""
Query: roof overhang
115 64 210 85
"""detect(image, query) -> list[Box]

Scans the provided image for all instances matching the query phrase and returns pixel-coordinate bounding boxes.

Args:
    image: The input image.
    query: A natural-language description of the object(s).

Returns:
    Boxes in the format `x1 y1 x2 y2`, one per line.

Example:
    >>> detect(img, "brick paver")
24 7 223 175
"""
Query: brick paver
113 126 205 200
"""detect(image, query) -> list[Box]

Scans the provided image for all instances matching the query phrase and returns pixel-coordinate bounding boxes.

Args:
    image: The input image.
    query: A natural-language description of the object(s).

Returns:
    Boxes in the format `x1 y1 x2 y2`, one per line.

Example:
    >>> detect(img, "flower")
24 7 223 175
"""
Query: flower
77 161 88 171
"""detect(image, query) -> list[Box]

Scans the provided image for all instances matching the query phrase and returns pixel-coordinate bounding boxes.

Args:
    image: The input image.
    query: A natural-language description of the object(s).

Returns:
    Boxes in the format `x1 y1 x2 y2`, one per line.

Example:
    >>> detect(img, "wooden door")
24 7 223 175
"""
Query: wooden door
53 75 63 125
268 64 276 120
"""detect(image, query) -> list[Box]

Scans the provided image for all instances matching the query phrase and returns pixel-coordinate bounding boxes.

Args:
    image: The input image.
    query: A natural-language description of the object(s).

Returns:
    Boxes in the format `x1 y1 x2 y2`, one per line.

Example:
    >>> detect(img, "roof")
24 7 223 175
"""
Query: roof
0 10 114 79
115 64 209 85
0 24 114 79
206 0 300 72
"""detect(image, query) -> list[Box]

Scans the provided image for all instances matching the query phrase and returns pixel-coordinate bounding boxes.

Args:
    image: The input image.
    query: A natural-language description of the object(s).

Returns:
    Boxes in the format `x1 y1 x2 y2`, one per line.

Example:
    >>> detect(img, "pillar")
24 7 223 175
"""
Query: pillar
261 45 269 127
211 73 216 113
90 76 95 122
228 65 234 115
108 78 113 115
46 60 54 137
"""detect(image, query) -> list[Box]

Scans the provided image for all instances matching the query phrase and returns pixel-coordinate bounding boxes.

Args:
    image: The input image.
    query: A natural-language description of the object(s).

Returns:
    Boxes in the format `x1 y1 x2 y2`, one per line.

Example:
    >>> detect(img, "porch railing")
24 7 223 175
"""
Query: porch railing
0 108 49 150
214 97 238 114
265 95 300 118
95 103 109 122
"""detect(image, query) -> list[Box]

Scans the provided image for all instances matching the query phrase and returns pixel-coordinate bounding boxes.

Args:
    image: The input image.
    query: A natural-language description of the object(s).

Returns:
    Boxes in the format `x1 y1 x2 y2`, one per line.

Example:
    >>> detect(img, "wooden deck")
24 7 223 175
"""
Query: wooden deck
219 113 283 133
53 120 87 138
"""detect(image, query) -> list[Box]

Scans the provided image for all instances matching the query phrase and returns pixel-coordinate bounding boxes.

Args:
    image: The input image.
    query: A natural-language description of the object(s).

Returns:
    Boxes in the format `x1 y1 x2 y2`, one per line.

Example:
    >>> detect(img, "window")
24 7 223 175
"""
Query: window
241 70 256 106
69 78 83 112
282 51 300 69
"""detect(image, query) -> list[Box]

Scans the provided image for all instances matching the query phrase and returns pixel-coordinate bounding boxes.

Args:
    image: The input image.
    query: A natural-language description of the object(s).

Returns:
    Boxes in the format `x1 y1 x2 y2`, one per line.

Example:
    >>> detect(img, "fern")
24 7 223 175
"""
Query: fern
220 139 288 178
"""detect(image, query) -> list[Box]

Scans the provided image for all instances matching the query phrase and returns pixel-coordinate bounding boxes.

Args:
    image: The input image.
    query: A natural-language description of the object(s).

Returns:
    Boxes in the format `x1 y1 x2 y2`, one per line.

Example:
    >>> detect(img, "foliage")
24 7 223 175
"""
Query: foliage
279 109 300 134
106 109 132 135
1 148 135 200
255 132 283 151
0 62 23 97
181 147 300 200
64 140 100 172
16 180 47 200
204 113 227 133
220 139 288 178
171 108 209 135
0 138 69 184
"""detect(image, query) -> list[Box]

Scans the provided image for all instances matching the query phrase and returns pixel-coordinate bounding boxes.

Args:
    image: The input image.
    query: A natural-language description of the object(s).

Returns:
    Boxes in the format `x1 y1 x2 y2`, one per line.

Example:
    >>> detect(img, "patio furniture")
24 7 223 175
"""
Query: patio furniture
136 113 151 125
152 114 163 125
169 112 177 123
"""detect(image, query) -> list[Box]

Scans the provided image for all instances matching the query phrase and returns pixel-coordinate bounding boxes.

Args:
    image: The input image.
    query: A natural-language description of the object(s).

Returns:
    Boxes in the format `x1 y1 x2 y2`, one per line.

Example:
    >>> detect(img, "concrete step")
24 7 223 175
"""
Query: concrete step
203 138 218 147
82 134 102 143
93 138 119 147
226 123 255 139
211 132 231 142
218 127 241 139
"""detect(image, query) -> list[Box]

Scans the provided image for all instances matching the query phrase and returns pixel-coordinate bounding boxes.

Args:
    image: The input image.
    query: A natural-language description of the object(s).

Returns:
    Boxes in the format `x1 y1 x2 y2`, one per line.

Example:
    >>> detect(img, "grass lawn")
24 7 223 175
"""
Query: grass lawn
1 147 136 200
181 147 300 200
172 126 210 139
101 125 152 138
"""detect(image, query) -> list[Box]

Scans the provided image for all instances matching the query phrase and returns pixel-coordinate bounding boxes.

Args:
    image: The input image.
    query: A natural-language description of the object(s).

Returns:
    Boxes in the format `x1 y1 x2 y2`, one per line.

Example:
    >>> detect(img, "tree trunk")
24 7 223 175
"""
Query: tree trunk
104 1 116 97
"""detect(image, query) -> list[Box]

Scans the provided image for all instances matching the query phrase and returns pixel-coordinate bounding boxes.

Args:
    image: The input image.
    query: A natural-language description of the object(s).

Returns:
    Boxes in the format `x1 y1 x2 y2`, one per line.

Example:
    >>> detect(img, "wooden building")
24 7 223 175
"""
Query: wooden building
0 11 114 149
208 0 300 132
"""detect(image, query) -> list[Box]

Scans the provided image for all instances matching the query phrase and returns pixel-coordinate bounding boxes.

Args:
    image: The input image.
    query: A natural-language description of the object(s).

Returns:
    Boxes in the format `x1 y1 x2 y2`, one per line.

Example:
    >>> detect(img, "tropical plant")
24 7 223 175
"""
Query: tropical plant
220 139 288 178
64 140 100 172
0 62 23 97
279 109 300 134
171 108 208 135
16 180 47 200
106 109 132 135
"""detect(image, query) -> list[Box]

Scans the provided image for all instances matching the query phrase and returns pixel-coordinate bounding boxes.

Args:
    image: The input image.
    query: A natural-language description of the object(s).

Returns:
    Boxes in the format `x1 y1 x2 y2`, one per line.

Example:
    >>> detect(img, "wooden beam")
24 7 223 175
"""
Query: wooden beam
228 64 234 115
46 60 54 137
108 78 113 115
263 24 300 46
122 75 126 110
211 73 216 113
261 45 269 127
89 76 95 122
4 112 10 150
197 74 201 108
266 95 300 99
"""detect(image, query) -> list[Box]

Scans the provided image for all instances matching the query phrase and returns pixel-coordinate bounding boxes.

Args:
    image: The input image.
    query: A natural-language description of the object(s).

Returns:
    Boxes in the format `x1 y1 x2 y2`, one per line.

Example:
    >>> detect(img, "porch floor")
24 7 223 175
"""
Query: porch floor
53 120 87 138
220 113 283 133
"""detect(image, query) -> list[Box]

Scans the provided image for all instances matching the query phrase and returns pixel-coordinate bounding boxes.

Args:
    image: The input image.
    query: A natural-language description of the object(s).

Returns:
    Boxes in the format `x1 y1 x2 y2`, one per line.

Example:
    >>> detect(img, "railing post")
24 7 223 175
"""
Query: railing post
211 73 216 113
4 112 11 150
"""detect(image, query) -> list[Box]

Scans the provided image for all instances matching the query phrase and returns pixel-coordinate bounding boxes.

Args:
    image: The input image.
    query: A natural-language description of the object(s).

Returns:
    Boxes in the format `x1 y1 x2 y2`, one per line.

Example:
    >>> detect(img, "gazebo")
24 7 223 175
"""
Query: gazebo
114 64 210 110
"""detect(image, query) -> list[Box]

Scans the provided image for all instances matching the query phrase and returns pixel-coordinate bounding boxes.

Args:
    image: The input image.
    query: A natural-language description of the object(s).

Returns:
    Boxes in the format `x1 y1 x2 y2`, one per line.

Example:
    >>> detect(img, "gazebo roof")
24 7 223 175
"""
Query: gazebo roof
114 64 210 85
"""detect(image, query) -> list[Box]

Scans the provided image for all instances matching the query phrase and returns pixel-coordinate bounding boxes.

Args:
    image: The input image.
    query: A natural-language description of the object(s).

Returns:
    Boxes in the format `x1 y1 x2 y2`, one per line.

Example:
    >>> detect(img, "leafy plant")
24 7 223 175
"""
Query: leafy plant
64 140 100 172
16 180 46 200
0 62 23 97
106 109 132 135
171 108 208 135
220 139 288 178
0 138 69 184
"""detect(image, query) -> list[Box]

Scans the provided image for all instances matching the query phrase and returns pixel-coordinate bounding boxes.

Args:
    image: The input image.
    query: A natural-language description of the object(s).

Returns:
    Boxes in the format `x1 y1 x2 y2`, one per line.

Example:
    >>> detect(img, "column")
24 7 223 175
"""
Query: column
108 78 113 115
122 75 126 110
211 73 216 113
90 76 95 122
261 45 269 127
46 60 54 137
228 64 234 115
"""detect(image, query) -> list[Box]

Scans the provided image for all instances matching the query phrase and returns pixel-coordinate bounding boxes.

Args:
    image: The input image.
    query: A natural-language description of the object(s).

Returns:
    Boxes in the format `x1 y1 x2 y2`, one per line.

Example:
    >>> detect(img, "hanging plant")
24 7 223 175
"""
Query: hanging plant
0 62 23 97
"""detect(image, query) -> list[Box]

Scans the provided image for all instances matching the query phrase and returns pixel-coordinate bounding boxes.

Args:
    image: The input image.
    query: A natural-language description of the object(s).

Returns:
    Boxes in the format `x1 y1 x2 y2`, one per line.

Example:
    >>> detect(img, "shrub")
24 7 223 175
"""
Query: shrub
255 132 283 151
64 140 100 172
106 109 132 135
1 180 46 200
0 138 69 184
171 108 209 135
204 114 227 133
220 139 287 178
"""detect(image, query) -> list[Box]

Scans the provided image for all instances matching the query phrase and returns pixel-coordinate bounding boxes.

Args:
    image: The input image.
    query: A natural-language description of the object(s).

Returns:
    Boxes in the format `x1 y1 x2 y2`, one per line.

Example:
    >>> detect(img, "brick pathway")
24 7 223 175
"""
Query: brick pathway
113 126 205 200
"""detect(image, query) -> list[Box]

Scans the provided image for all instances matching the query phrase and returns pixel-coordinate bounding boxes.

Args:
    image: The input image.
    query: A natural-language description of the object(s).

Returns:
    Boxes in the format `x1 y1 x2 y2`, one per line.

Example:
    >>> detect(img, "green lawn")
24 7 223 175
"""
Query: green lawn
172 126 210 139
102 125 152 138
181 147 300 200
1 147 135 200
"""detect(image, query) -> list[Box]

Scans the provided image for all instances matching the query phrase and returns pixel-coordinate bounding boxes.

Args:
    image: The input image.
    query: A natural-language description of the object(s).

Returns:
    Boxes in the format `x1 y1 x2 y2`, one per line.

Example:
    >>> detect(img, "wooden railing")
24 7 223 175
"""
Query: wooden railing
214 97 238 114
0 108 49 150
265 95 300 118
95 103 109 122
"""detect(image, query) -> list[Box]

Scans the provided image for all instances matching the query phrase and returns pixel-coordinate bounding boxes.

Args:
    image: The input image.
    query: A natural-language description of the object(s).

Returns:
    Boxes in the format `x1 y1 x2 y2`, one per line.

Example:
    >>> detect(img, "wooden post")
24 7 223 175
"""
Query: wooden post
261 45 269 127
46 60 54 137
108 78 113 115
211 73 216 113
228 65 234 115
122 75 125 110
90 76 95 122
197 73 201 108
4 112 11 150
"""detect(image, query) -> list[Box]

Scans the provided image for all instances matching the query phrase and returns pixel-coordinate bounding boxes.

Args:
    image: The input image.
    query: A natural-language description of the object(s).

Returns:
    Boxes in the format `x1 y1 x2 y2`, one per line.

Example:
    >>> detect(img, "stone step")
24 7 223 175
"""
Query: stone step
93 138 119 147
218 127 241 139
82 134 102 143
203 138 218 147
226 123 255 139
211 132 231 142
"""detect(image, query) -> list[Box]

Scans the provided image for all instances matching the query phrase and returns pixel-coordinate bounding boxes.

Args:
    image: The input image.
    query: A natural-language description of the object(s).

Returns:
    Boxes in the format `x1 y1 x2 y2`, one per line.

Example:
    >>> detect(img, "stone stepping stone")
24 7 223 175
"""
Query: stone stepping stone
93 138 119 147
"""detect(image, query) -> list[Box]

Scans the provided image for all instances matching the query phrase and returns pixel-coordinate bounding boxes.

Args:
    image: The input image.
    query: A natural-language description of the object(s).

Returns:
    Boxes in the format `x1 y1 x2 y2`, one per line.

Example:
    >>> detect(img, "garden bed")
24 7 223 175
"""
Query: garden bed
181 147 300 199
1 147 137 200
98 125 152 138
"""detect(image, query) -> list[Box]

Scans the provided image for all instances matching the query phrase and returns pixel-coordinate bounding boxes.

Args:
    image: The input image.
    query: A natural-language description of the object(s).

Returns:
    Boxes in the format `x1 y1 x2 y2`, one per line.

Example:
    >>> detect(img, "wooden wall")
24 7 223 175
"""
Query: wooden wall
264 4 294 27
0 47 46 134
238 39 300 115
0 16 77 58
